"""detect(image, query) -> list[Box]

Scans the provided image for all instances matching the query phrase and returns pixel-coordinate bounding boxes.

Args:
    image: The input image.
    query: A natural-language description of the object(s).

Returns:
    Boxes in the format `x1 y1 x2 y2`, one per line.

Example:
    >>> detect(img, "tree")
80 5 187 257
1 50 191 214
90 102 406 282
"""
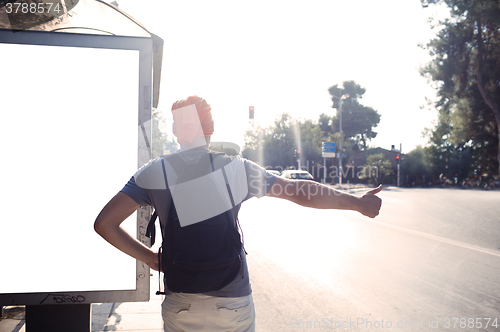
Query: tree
164 137 179 155
299 119 324 168
242 122 265 165
424 102 476 182
242 113 329 175
400 146 434 186
242 114 297 169
358 153 394 185
152 108 171 158
421 0 500 176
328 80 381 151
318 113 333 136
264 113 297 168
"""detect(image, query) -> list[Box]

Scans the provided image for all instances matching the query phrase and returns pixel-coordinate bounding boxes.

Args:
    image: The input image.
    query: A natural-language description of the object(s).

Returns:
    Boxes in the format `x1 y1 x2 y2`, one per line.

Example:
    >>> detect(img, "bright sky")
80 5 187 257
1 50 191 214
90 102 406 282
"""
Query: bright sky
114 0 448 153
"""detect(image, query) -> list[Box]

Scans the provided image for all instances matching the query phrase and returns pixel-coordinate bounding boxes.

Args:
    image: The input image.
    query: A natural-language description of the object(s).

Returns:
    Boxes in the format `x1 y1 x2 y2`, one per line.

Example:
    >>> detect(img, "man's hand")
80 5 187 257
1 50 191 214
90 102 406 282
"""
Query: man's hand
357 185 383 218
145 251 160 272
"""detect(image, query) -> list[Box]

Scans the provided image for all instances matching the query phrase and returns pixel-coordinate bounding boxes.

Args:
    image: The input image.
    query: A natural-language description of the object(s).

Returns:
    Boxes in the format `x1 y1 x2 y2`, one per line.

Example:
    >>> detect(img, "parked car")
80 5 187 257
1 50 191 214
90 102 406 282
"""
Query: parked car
280 170 314 180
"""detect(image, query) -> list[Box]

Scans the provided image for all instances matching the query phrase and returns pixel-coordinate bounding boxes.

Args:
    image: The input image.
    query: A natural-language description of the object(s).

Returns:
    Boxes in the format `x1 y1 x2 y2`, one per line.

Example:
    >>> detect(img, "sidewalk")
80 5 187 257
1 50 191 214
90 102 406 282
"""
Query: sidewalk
0 274 165 332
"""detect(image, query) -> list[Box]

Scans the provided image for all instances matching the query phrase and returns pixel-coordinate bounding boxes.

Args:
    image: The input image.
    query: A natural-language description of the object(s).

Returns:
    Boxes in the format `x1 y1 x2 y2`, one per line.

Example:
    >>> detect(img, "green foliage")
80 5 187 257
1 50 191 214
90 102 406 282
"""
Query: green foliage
318 113 333 136
265 113 298 168
242 113 331 178
243 113 304 169
358 153 394 185
299 119 324 166
164 137 179 154
151 109 173 158
400 146 434 186
421 0 500 176
328 80 381 151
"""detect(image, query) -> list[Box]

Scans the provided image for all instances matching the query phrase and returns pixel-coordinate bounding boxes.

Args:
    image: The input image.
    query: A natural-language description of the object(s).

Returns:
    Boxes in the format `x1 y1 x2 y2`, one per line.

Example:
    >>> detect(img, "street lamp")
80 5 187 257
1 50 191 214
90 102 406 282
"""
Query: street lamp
332 92 349 186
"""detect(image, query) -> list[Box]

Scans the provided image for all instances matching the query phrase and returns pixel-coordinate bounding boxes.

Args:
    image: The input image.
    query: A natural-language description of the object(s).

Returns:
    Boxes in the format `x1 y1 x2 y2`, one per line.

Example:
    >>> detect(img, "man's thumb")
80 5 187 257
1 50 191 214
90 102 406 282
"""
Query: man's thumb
368 184 383 195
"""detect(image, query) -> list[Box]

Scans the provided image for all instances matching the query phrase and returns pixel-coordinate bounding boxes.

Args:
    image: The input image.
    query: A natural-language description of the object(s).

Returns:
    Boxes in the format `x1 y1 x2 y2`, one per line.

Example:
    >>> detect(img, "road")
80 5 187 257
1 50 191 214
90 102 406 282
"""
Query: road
238 187 500 331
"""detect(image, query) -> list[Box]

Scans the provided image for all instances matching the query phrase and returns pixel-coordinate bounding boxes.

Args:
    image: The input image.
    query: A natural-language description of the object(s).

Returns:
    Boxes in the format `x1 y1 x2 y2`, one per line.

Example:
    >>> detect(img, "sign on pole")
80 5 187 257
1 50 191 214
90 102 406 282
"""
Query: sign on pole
322 142 336 153
322 142 336 148
322 142 336 182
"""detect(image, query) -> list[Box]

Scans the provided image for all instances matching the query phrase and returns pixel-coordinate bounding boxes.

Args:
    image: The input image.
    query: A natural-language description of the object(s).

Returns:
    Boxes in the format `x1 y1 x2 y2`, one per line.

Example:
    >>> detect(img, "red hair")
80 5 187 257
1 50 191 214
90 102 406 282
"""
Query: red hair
171 96 214 145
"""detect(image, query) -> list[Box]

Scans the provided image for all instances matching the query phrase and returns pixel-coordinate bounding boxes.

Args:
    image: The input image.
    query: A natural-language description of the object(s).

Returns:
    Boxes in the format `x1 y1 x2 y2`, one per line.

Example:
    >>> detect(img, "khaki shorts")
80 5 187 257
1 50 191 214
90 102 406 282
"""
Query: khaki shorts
162 292 255 332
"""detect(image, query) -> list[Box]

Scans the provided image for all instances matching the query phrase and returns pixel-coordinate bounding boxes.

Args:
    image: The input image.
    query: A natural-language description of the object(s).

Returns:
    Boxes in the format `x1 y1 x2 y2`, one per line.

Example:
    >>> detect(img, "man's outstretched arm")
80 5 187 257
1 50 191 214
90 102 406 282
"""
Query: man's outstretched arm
266 177 382 218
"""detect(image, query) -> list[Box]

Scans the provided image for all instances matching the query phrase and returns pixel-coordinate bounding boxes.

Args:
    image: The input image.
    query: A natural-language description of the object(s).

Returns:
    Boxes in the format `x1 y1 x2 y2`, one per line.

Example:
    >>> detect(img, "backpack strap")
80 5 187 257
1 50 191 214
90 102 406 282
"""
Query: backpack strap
145 210 157 246
145 211 162 295
211 153 236 209
145 157 171 245
155 158 172 295
210 153 247 254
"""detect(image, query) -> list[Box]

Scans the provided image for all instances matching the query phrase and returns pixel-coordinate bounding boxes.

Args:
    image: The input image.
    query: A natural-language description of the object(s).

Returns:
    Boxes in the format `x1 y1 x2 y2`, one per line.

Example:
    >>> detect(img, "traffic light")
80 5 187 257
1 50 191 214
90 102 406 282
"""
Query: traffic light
396 154 400 164
249 106 254 119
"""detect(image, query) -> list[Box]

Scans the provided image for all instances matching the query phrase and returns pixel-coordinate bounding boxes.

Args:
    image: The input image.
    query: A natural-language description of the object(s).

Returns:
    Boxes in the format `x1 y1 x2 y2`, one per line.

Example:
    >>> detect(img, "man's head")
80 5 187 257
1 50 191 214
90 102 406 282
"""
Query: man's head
172 96 214 146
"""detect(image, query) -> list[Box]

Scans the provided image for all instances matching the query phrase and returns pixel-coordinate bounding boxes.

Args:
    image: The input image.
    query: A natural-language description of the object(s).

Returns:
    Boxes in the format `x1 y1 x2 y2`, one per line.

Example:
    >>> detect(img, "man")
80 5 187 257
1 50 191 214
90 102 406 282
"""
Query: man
94 96 382 331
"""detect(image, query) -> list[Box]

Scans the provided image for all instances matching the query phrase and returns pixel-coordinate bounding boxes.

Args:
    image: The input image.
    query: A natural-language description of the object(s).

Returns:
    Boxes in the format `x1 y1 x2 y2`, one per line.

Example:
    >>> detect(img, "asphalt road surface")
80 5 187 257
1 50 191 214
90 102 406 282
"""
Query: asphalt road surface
239 187 500 331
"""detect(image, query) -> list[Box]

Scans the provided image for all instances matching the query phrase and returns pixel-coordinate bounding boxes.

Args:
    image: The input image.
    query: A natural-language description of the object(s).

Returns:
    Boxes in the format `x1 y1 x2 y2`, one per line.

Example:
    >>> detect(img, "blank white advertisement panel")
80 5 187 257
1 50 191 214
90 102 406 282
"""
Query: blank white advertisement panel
0 34 150 304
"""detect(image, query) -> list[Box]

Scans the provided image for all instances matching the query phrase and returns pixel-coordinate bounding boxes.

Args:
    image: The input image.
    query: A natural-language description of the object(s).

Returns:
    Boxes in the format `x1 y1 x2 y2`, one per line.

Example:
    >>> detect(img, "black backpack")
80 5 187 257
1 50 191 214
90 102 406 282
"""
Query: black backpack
146 152 243 294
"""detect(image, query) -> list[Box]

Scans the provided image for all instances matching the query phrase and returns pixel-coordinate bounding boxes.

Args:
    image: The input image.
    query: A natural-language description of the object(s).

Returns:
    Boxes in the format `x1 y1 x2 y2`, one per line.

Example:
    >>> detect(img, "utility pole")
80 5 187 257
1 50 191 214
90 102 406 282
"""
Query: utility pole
397 143 402 187
397 155 400 187
331 92 349 186
338 96 343 186
321 142 336 184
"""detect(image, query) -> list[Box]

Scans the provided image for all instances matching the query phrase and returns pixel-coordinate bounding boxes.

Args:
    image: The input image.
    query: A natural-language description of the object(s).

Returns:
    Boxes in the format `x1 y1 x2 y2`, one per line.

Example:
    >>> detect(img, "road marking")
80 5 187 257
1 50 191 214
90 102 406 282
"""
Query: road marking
342 212 500 258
